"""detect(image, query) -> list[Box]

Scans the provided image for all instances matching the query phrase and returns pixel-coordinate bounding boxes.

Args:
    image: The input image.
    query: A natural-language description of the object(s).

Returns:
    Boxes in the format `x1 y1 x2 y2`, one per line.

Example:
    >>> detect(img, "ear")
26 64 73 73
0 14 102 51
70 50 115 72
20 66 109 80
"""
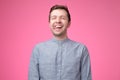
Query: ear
67 21 71 28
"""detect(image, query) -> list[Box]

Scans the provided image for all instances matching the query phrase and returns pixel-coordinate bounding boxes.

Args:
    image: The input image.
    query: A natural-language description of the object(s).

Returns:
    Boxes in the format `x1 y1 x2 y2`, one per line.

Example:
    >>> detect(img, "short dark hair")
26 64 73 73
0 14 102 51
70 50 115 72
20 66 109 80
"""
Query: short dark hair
49 4 71 22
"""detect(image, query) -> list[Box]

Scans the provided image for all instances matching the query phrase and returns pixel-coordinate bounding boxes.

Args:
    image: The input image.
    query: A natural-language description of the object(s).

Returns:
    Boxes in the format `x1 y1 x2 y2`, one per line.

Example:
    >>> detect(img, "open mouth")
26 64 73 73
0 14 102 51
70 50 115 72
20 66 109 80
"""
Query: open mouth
56 25 62 27
54 25 63 31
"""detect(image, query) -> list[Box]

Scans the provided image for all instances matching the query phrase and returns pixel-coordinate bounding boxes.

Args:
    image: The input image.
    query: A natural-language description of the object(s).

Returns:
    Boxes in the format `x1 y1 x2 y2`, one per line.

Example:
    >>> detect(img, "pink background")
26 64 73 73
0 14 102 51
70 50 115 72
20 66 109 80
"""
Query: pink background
0 0 120 80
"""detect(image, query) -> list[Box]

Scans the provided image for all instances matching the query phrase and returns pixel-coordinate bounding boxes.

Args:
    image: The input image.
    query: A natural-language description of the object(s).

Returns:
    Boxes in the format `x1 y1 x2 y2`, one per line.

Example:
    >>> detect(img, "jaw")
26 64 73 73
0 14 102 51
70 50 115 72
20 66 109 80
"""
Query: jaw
52 28 67 37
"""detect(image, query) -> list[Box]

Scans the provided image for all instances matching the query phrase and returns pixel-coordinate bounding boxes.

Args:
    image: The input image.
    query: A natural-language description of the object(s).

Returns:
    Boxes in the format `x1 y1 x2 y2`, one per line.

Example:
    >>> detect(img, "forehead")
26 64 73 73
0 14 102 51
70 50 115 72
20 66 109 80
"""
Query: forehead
50 9 67 16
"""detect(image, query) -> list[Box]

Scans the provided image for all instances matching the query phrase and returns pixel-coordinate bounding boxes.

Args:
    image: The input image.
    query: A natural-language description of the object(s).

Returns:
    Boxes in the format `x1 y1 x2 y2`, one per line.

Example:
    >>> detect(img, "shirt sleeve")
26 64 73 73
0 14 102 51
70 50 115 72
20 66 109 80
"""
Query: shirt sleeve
28 46 40 80
80 46 92 80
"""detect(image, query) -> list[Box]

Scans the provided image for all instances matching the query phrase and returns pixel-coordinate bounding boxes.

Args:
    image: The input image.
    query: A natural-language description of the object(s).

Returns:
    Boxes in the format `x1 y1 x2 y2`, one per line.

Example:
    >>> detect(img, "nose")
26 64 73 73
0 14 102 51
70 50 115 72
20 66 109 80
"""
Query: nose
56 17 61 23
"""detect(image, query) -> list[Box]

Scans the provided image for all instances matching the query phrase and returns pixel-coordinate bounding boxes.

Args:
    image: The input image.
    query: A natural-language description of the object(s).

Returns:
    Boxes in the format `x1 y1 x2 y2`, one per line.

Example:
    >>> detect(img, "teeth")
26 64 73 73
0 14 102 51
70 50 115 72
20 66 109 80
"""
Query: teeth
56 26 62 28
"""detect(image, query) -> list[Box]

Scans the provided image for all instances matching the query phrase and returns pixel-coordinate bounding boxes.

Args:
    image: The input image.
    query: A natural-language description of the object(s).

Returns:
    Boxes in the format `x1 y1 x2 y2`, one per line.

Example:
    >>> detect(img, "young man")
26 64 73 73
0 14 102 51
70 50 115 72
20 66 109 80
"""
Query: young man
29 5 92 80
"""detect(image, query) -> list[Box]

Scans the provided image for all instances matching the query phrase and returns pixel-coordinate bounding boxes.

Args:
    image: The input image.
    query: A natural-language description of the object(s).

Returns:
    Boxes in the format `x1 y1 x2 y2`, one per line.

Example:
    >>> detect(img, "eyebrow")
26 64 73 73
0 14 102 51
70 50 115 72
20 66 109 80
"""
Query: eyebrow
51 15 66 18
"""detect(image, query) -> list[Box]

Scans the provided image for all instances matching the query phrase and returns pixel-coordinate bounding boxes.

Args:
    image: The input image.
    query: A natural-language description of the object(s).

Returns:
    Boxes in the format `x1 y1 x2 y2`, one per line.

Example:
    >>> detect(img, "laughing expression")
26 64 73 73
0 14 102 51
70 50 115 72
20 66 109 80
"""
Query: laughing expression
49 9 70 37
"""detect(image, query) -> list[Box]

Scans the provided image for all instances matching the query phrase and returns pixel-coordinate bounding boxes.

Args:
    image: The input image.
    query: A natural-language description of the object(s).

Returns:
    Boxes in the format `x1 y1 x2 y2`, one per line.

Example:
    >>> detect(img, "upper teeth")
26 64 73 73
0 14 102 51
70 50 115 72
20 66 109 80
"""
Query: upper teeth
56 26 62 28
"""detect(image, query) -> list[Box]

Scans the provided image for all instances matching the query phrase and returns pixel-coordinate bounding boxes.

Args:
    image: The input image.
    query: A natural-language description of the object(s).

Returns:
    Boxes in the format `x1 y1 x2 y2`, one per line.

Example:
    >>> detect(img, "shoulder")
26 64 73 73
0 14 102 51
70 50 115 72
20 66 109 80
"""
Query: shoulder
33 39 51 49
69 39 87 48
69 39 89 53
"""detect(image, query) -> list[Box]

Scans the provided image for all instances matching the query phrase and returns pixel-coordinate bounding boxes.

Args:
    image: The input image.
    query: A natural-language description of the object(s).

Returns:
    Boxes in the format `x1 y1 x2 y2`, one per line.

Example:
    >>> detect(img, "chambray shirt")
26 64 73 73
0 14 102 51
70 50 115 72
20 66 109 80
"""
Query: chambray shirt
29 38 92 80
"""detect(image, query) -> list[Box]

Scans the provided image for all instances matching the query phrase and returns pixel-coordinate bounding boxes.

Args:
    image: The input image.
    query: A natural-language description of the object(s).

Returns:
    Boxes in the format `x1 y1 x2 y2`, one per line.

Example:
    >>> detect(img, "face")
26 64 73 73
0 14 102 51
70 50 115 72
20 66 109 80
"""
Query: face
49 9 70 37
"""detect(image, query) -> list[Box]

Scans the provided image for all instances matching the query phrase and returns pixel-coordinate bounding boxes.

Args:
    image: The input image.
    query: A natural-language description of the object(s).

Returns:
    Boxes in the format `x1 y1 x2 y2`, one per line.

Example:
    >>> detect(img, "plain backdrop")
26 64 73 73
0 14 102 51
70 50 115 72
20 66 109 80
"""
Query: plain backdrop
0 0 120 80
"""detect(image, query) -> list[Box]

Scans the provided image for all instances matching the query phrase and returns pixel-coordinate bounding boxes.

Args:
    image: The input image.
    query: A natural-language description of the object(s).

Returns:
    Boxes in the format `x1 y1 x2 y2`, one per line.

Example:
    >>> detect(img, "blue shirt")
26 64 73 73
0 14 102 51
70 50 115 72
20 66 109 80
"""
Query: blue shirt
29 38 92 80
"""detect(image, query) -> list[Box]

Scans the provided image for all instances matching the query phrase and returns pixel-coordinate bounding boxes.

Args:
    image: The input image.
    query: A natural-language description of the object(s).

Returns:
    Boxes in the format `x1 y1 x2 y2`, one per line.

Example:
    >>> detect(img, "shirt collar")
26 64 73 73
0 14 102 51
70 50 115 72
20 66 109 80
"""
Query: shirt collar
51 37 70 45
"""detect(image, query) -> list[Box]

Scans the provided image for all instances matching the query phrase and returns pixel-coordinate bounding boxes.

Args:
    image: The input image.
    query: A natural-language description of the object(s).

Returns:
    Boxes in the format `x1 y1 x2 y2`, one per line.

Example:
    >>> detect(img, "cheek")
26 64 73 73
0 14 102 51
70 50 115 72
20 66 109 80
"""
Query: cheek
50 21 54 25
63 21 69 26
49 23 54 29
49 23 52 28
62 20 69 24
49 21 53 25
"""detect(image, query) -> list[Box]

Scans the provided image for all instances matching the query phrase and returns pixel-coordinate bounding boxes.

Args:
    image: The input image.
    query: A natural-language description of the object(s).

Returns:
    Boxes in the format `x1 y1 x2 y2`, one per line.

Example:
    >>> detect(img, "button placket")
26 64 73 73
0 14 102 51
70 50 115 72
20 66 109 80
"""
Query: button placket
56 42 63 80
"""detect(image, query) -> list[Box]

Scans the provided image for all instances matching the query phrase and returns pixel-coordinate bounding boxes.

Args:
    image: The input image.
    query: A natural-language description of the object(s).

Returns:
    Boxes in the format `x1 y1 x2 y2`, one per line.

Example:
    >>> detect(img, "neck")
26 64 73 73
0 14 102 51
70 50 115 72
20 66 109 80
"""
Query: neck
54 34 68 41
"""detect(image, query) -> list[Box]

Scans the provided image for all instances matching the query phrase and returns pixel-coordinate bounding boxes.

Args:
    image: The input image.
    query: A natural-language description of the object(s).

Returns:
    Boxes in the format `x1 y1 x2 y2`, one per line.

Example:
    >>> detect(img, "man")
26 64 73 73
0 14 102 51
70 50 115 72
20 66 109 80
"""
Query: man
29 4 92 80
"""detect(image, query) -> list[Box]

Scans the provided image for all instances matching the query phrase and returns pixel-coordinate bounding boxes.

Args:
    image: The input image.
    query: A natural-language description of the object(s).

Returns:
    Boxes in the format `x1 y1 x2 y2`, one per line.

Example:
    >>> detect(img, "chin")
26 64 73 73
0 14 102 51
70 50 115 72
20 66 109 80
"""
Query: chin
53 32 63 36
